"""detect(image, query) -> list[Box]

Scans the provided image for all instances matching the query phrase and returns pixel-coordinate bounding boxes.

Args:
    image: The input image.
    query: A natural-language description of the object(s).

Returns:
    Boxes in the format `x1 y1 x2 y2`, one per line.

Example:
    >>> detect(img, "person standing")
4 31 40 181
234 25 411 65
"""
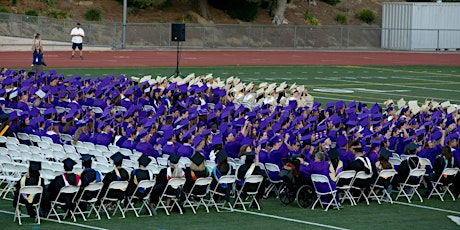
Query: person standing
70 22 85 60
32 33 44 73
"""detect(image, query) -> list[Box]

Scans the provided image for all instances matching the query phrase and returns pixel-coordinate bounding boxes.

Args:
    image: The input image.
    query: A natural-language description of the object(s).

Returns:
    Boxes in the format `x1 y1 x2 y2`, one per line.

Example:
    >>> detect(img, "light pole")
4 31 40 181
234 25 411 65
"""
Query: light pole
122 0 127 49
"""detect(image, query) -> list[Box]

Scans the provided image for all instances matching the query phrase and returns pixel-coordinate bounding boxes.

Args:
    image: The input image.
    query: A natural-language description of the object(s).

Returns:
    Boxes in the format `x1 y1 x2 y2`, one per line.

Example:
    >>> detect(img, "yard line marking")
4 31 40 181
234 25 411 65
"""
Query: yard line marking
228 208 349 230
393 202 460 215
390 76 458 84
0 209 109 230
321 77 459 93
315 96 376 104
345 66 460 77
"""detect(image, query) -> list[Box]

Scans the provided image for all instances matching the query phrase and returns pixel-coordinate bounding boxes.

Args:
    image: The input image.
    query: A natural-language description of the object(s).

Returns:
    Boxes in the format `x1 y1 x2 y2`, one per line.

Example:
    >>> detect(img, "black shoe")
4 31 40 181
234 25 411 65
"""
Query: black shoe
42 62 47 67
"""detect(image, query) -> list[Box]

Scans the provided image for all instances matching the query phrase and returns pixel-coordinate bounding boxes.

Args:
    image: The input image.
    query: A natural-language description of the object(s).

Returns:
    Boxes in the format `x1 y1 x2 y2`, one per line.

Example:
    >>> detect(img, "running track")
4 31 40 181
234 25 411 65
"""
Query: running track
1 50 460 68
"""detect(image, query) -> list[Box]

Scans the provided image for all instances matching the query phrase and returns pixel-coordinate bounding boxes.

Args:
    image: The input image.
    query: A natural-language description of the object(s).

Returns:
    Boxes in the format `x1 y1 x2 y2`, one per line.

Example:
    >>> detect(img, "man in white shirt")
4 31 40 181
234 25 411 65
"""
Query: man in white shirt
70 23 85 60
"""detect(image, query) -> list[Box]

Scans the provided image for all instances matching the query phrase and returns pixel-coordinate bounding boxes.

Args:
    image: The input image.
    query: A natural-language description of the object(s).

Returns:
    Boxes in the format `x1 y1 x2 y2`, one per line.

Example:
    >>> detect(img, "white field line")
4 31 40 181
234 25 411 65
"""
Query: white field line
315 96 376 104
321 77 459 93
0 209 109 230
320 77 460 102
227 208 350 230
393 201 460 215
390 76 460 84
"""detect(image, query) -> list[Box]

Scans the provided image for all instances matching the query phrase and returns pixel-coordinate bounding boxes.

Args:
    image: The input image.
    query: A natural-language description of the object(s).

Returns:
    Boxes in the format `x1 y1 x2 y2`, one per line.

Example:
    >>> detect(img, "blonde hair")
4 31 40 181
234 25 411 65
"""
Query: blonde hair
170 163 183 178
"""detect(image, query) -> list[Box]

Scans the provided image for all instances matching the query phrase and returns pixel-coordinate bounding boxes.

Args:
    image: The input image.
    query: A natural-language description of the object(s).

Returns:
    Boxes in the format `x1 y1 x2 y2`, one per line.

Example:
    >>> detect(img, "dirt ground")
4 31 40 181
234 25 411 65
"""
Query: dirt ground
0 0 402 26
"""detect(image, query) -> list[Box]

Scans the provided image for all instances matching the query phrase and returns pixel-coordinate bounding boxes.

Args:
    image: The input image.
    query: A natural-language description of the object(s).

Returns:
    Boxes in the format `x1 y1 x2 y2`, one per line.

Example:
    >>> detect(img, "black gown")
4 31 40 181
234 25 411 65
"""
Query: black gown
13 176 46 217
126 168 153 199
77 168 102 210
236 163 268 199
184 167 210 198
99 168 130 200
45 172 81 212
343 156 377 189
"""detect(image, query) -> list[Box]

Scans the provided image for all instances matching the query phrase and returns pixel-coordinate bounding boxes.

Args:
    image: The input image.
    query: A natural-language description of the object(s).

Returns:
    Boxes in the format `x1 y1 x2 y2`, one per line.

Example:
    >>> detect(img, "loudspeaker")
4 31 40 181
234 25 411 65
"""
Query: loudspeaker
171 23 185 42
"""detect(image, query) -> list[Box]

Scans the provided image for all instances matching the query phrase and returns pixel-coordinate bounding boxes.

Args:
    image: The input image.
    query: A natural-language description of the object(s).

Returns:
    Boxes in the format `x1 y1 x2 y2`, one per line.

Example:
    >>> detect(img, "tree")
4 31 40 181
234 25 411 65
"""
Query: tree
192 0 211 20
272 0 288 25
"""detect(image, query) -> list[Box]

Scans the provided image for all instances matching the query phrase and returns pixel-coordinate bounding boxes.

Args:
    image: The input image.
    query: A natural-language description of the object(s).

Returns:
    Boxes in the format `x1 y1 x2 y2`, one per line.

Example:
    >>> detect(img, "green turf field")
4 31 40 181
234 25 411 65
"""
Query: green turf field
1 190 460 230
49 65 460 106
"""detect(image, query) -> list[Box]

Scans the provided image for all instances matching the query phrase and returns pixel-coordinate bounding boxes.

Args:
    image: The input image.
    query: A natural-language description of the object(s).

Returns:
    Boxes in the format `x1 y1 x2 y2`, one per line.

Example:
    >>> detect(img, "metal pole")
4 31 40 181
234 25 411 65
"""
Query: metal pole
122 0 127 49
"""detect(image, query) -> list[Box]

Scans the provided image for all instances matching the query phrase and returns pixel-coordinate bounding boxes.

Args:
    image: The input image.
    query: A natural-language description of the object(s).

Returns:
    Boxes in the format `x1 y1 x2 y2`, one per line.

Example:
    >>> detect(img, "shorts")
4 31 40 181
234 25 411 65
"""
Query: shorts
72 43 83 50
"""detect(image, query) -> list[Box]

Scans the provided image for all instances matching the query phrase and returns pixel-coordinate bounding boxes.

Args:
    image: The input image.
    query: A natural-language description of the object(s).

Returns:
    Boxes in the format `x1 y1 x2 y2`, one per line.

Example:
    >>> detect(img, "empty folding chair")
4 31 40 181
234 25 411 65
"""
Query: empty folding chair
310 174 340 211
118 148 132 156
13 185 43 225
335 170 357 206
156 157 168 168
28 134 42 146
98 181 129 219
17 133 31 145
40 136 54 144
73 183 104 221
395 168 426 203
1 162 23 199
428 168 459 201
183 177 213 214
95 145 109 153
368 169 397 204
60 134 73 145
233 175 264 211
37 141 51 150
123 179 156 217
63 145 77 154
263 163 284 198
156 178 186 215
6 136 20 145
82 142 95 150
108 145 121 153
46 185 80 222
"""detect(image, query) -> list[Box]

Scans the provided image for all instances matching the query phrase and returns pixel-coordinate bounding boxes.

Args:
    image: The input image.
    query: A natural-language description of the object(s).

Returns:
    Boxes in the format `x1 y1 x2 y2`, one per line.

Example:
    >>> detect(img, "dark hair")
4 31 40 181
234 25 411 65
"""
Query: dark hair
378 155 393 170
441 146 453 167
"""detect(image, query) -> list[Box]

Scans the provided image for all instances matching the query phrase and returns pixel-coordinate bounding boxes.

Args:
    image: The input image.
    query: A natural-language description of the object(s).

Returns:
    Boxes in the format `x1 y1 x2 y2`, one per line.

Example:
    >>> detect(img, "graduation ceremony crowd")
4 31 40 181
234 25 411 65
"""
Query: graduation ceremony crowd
1 67 460 220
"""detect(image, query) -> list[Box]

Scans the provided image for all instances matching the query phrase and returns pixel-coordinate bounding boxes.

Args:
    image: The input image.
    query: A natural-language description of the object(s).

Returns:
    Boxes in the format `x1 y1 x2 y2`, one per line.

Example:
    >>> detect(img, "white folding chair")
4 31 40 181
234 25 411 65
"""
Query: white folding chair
208 175 236 212
395 168 426 203
37 141 51 150
93 162 112 175
1 162 23 199
82 141 95 150
46 185 80 222
73 183 104 221
335 170 357 206
13 185 43 225
156 178 186 215
98 181 129 219
389 157 402 171
428 168 459 201
60 134 73 145
40 168 57 185
233 175 264 211
76 146 90 154
183 177 213 214
350 171 373 205
95 144 109 153
368 169 397 204
311 174 340 211
40 136 54 144
63 145 77 154
118 148 132 156
108 145 121 153
6 136 20 145
17 133 31 145
263 163 284 198
29 134 42 146
123 179 156 217
156 157 168 168
179 157 191 167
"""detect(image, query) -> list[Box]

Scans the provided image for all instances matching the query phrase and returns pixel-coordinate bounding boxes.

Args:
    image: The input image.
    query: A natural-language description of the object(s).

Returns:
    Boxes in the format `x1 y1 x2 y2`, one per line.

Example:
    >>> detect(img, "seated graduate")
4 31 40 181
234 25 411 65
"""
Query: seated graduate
99 152 130 201
13 161 46 218
126 154 154 200
432 146 458 189
236 145 267 202
328 147 343 183
77 154 103 211
150 154 185 207
344 146 377 191
184 152 210 200
211 149 234 201
299 151 340 204
45 158 81 213
394 142 425 187
374 148 394 196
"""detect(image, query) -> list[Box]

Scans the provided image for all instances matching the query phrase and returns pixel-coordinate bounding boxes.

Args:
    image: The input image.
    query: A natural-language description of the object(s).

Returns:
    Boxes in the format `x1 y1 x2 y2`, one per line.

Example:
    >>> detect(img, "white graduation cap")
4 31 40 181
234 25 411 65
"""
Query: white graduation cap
256 88 265 97
131 76 140 82
259 82 268 89
441 101 451 109
226 76 235 84
397 98 406 109
384 99 394 108
9 90 18 100
245 82 254 91
35 89 46 99
447 106 456 114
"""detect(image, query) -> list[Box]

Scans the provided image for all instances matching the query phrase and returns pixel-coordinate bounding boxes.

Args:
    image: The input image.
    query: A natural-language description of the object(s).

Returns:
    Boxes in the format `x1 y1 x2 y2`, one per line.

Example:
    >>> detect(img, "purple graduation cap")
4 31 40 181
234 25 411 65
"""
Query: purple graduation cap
193 134 203 147
211 134 223 146
370 103 381 114
336 135 348 147
330 114 342 126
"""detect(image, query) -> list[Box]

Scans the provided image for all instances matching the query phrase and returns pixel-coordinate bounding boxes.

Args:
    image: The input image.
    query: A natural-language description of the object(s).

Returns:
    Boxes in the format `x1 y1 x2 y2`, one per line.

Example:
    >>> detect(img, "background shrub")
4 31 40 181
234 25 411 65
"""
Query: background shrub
25 10 39 16
85 8 102 21
335 13 347 25
320 0 340 6
357 9 374 24
304 11 321 26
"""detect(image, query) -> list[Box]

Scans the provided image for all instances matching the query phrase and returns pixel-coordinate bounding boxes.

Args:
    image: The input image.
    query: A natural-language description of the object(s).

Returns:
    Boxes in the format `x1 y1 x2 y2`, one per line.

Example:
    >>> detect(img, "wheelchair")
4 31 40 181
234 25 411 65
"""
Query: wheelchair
278 159 315 208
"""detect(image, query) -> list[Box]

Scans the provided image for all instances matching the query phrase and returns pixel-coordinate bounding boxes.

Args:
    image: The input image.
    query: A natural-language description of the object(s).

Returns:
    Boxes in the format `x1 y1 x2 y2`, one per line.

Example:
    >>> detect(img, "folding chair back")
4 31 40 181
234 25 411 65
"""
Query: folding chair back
389 157 402 171
335 170 356 206
428 168 459 201
124 179 156 217
14 186 43 225
368 169 397 204
233 175 263 211
47 185 80 222
395 168 426 203
184 177 213 214
99 181 129 219
157 178 186 215
311 174 340 211
263 163 283 198
74 183 104 221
